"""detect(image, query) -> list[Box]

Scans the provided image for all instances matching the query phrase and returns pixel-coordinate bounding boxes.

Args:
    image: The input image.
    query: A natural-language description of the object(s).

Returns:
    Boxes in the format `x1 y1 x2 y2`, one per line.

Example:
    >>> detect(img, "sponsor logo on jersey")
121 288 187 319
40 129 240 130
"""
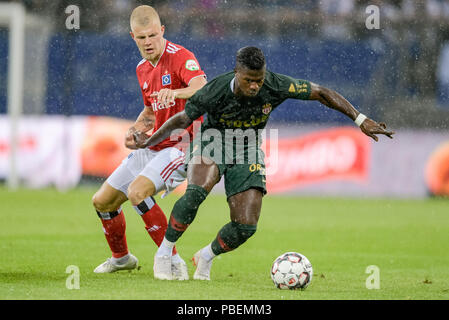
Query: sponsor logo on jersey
262 103 272 115
185 59 199 71
219 114 270 128
151 100 175 112
221 112 238 119
162 74 171 86
143 81 148 90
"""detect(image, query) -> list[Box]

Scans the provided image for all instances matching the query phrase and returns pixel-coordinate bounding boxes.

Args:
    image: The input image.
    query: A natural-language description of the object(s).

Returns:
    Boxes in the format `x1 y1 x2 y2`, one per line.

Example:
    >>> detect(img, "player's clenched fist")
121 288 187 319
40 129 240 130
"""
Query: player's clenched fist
125 127 139 149
133 131 151 148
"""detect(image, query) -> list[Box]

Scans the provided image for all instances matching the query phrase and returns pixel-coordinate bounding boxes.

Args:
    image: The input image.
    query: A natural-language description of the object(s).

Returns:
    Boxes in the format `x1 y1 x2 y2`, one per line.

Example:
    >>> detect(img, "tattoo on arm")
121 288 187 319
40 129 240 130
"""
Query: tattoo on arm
135 116 155 132
142 116 154 128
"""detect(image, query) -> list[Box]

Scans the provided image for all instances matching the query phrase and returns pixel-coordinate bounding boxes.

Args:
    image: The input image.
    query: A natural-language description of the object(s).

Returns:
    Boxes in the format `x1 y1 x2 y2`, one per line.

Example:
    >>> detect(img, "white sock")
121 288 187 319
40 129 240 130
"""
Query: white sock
200 244 216 262
112 253 129 265
157 237 176 257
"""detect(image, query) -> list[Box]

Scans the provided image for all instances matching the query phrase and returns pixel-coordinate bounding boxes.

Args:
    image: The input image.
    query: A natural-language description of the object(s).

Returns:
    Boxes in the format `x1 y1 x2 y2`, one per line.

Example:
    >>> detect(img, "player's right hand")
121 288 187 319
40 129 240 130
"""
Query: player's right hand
125 127 138 149
360 118 395 142
133 131 151 148
150 89 177 107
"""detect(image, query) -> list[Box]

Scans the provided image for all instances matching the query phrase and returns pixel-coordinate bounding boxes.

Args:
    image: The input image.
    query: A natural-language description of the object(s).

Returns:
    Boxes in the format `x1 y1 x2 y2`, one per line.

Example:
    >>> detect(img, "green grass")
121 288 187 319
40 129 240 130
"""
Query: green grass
0 186 448 300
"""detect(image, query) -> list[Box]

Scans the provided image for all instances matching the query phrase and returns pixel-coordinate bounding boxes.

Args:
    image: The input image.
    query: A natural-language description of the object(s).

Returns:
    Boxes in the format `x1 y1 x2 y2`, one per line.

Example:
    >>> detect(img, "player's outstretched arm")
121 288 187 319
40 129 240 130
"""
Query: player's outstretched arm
125 106 155 149
308 82 394 141
134 110 193 148
150 76 207 106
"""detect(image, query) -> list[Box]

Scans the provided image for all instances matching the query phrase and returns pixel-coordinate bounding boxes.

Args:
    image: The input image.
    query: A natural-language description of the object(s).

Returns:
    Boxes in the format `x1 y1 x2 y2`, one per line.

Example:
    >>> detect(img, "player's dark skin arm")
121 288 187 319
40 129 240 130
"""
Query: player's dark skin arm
133 110 193 148
135 109 261 224
132 77 206 148
309 82 394 141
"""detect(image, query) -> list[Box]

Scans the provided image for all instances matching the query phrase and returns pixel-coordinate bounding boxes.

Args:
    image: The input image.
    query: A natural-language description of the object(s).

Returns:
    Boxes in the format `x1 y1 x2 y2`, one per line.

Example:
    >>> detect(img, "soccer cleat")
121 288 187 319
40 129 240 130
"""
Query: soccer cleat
93 254 138 273
192 250 212 280
153 255 173 280
172 260 189 280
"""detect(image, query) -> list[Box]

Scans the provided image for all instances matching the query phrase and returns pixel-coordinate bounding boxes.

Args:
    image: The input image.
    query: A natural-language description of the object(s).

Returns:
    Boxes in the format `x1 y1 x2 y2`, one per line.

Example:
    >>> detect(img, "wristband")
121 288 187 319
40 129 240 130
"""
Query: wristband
354 113 367 127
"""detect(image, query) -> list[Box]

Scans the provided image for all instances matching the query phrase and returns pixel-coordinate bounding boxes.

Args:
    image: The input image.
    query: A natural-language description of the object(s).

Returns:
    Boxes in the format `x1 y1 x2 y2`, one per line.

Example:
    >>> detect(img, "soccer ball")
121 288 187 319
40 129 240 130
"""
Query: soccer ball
271 252 313 290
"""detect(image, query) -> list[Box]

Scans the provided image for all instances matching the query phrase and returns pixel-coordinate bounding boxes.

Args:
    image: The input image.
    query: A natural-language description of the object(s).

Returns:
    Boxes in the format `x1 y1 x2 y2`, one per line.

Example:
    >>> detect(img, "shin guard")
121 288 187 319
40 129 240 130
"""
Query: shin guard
165 184 209 242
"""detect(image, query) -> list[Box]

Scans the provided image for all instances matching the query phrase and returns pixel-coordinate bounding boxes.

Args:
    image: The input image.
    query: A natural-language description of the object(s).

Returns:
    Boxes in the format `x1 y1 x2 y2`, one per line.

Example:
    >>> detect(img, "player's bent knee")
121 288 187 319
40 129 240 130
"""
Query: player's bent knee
92 192 120 213
92 193 106 211
127 177 156 206
127 188 147 206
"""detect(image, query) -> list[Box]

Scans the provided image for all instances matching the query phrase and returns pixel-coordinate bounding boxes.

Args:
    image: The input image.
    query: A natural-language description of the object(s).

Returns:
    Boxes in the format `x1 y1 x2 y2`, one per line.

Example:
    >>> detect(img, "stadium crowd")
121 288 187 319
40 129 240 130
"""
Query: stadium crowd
3 0 449 39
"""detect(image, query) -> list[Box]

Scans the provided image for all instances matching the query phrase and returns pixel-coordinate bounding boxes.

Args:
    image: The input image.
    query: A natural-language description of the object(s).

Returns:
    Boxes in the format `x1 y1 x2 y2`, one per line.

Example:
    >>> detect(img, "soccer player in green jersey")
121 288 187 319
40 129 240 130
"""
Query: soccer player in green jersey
134 46 394 280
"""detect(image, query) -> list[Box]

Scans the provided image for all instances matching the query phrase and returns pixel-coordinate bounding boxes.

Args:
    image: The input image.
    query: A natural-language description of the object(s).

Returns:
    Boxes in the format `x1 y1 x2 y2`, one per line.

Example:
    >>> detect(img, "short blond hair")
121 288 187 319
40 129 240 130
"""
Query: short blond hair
130 5 161 30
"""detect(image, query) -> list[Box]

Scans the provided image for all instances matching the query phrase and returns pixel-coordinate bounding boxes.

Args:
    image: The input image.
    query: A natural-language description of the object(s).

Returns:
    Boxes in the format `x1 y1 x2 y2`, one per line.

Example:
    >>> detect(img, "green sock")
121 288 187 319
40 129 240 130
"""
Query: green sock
211 221 257 255
165 184 209 242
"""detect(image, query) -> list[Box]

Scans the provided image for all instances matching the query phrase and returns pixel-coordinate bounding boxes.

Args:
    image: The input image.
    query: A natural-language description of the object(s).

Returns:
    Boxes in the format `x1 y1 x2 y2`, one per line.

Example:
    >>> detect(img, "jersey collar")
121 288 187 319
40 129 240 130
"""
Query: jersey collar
230 77 235 93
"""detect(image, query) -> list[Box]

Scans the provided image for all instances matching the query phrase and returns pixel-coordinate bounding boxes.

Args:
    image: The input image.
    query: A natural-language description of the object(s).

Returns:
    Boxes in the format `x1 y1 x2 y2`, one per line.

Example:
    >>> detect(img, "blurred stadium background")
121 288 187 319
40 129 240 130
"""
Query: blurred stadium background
1 0 449 197
1 0 449 302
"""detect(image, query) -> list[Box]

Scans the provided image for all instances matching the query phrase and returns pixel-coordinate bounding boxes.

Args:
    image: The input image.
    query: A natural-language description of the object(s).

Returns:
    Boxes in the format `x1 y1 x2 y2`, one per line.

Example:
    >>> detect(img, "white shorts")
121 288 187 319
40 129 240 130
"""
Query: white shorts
107 147 186 197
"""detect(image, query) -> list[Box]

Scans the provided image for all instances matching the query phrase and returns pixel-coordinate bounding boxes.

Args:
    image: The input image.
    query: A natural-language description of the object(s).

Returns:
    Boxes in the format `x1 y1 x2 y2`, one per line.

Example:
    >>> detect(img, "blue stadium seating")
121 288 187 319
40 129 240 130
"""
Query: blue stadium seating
4 30 437 121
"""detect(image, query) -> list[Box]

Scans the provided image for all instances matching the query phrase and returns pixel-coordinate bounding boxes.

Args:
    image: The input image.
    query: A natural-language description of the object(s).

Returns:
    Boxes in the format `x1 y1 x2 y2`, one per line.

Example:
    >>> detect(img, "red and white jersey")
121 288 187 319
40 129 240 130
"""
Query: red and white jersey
136 40 206 151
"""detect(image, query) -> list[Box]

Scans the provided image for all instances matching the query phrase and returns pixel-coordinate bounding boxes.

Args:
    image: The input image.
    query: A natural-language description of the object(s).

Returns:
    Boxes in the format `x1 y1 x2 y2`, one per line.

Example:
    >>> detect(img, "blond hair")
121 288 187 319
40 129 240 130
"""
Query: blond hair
130 5 161 30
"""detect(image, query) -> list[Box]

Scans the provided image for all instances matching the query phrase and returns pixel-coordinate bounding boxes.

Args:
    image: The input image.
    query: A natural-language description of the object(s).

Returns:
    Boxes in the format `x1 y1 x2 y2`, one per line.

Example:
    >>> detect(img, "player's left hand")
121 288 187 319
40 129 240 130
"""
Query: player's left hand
133 131 152 148
150 89 177 107
360 118 395 142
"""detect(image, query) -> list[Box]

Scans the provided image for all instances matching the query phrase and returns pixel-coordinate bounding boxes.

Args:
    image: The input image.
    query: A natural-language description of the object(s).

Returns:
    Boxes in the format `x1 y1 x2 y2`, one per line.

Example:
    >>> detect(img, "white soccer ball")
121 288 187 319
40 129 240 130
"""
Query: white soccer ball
271 252 313 290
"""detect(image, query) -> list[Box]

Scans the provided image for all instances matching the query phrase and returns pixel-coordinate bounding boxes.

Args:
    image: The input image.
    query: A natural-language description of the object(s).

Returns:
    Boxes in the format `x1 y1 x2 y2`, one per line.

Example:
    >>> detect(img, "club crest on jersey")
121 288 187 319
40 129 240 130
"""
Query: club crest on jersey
262 103 272 115
162 74 171 86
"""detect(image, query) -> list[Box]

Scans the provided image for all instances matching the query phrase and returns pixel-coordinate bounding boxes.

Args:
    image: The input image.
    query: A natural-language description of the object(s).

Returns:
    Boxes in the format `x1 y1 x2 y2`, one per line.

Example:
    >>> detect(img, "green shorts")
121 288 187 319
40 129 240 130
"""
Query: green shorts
186 136 267 199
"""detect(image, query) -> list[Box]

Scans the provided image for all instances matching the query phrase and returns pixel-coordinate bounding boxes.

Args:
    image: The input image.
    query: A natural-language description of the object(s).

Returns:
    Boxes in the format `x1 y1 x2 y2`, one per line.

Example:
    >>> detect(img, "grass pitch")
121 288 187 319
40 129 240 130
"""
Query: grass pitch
0 186 448 300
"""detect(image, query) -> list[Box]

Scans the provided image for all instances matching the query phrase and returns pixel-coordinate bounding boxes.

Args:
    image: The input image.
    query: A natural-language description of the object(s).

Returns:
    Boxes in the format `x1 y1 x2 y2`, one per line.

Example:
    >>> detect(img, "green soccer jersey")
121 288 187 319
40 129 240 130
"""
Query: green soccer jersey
185 70 312 132
184 70 311 197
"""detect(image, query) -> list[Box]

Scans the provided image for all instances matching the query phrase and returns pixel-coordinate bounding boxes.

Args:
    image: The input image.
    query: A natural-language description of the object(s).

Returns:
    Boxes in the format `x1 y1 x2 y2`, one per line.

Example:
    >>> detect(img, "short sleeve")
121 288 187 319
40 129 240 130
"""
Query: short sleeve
184 93 207 121
176 50 206 86
275 73 312 100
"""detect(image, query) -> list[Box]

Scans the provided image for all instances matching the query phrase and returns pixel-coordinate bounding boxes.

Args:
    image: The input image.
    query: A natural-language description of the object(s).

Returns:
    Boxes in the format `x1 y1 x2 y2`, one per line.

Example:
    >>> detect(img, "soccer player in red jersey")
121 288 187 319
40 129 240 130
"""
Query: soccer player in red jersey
91 5 206 280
